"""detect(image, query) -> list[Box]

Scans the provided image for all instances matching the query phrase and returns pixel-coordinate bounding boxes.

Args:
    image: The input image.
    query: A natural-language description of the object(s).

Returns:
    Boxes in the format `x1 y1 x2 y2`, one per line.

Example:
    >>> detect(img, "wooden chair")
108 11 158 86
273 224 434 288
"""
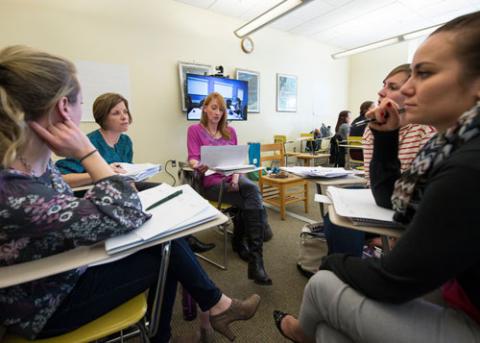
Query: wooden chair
258 143 308 220
299 132 314 153
274 134 298 165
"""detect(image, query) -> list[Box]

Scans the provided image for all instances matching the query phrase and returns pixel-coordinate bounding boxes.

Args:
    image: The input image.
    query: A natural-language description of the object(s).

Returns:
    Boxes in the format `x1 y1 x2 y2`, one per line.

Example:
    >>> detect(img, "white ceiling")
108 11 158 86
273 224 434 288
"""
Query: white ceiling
174 0 480 50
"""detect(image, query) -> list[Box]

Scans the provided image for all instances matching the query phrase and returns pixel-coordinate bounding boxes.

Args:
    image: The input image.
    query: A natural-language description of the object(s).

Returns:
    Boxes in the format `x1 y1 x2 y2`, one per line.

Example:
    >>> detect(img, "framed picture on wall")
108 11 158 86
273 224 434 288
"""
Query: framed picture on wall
178 61 211 111
276 73 297 112
236 69 260 113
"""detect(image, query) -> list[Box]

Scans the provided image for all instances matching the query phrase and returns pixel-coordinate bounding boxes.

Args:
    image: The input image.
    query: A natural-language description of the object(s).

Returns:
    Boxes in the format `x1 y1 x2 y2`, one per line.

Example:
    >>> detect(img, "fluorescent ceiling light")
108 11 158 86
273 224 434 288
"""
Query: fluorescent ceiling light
332 37 400 59
332 23 445 59
402 24 442 40
234 0 311 38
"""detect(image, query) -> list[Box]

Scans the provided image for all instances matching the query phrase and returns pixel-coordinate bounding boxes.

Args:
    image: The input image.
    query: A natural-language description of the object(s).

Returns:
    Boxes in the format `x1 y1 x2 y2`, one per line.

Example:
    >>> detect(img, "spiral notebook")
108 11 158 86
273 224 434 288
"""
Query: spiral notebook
326 187 403 228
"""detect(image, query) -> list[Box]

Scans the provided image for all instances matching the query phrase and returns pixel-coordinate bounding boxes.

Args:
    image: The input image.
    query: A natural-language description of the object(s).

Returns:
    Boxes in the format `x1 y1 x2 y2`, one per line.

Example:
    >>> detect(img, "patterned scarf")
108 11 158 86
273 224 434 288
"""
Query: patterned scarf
391 102 480 224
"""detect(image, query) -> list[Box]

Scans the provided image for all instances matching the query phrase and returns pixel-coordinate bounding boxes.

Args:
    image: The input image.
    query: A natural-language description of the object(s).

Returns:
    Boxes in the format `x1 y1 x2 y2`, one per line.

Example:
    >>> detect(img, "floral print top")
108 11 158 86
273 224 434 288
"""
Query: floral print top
0 161 150 339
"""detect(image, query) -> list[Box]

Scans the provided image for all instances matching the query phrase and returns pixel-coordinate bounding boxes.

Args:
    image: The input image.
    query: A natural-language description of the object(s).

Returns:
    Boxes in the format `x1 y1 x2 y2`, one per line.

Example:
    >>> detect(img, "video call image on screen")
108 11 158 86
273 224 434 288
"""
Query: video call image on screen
185 73 249 121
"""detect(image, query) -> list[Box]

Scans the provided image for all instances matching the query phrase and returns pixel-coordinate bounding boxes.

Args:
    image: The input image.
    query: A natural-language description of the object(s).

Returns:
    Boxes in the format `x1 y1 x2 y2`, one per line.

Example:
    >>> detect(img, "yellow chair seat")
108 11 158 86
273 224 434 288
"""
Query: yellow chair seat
4 293 147 343
209 201 232 211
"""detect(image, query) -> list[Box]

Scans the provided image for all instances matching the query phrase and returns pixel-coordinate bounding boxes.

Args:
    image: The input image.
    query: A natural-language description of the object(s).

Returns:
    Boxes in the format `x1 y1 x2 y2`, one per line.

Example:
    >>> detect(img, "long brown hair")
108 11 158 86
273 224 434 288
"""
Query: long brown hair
200 92 231 140
0 45 79 168
335 110 351 133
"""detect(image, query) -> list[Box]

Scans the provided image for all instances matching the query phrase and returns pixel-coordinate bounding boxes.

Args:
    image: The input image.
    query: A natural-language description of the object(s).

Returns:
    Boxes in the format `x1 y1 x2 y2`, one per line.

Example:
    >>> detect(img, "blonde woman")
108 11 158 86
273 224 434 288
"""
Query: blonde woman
0 46 260 342
187 92 272 285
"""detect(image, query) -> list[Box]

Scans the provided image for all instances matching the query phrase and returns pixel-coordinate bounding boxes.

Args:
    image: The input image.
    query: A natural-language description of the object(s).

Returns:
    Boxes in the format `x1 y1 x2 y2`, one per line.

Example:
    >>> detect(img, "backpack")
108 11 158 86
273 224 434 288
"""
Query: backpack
296 222 328 278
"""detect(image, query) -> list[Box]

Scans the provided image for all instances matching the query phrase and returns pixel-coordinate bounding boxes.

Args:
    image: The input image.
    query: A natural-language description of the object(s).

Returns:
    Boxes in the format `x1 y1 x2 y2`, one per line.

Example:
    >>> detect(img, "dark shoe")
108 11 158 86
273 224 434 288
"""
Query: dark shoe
210 294 261 341
187 235 216 253
273 310 299 343
248 252 272 285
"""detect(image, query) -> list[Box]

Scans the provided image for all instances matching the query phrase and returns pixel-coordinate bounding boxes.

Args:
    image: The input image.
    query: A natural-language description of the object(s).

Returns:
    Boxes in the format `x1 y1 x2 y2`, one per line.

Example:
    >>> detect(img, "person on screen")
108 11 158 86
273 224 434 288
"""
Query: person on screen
0 46 261 342
187 92 273 285
274 11 480 342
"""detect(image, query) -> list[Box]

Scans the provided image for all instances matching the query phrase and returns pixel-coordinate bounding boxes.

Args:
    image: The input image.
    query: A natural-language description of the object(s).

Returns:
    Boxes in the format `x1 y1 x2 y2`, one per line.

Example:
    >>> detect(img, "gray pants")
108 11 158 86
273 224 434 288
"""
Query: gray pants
299 270 480 343
203 175 263 210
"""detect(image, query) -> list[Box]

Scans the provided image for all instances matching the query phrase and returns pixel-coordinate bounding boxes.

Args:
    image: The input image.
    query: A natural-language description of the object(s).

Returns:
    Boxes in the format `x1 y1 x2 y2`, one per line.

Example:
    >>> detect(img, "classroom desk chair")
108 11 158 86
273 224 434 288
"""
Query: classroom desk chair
3 293 148 343
274 134 299 166
178 163 232 270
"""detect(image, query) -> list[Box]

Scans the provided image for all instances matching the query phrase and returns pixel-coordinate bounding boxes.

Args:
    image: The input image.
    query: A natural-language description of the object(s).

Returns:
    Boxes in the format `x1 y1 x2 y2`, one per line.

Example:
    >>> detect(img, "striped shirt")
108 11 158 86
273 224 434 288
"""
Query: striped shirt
362 124 436 183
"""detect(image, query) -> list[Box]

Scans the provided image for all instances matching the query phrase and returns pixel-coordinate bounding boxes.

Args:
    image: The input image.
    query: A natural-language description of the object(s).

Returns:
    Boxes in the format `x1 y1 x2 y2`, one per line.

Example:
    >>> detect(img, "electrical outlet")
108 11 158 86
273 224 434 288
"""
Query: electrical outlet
171 160 177 168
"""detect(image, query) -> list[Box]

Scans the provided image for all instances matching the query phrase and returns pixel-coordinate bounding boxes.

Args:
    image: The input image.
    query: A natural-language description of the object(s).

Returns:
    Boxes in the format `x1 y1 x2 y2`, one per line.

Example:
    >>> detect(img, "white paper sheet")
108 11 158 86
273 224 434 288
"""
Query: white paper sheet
201 145 251 170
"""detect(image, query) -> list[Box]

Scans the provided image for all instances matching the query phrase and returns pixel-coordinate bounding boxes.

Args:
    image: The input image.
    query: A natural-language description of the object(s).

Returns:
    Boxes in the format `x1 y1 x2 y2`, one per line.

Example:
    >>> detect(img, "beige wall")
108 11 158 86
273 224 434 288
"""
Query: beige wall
347 41 410 114
0 0 349 182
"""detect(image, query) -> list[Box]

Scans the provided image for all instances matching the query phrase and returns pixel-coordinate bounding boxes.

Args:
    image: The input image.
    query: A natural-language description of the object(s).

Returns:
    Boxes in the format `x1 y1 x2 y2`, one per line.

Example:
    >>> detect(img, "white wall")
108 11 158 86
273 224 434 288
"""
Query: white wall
347 41 410 114
0 0 349 182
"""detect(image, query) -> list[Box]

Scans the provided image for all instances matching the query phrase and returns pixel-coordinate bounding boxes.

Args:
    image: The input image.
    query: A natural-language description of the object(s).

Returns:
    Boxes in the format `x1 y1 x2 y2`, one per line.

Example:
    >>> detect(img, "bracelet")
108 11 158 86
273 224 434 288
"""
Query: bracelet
79 149 98 163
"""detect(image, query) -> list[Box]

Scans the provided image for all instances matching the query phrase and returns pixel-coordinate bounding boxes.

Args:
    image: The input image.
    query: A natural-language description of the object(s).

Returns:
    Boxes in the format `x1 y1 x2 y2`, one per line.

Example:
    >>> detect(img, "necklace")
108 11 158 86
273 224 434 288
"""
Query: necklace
19 155 35 176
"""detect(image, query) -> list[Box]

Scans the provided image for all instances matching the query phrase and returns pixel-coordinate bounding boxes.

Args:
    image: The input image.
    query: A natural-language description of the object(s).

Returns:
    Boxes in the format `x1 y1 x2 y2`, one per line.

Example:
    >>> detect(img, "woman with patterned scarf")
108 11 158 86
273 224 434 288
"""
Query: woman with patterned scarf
273 11 480 343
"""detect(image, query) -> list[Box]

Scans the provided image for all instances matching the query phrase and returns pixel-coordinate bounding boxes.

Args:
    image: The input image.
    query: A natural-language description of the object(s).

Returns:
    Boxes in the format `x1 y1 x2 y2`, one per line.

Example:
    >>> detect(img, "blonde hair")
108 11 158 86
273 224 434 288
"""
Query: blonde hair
0 45 79 168
93 92 132 129
200 92 231 140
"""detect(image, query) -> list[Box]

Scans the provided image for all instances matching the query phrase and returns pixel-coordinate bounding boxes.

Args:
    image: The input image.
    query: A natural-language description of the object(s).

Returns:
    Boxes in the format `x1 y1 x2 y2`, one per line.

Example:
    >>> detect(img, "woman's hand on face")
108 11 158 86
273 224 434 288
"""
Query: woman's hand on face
366 99 403 132
29 115 94 159
110 163 127 174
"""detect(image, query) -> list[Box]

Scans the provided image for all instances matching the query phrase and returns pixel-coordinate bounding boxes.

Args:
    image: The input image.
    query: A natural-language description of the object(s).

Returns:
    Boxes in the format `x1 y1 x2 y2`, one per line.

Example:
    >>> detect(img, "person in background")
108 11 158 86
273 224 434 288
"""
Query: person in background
349 100 375 161
329 110 351 167
56 92 215 253
274 11 480 342
187 92 272 285
325 64 436 257
0 45 261 343
350 100 375 137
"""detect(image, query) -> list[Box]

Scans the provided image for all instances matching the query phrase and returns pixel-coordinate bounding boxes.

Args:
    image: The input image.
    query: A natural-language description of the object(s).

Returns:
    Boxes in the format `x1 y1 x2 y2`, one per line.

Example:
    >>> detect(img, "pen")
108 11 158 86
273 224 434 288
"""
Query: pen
145 189 183 211
352 108 405 127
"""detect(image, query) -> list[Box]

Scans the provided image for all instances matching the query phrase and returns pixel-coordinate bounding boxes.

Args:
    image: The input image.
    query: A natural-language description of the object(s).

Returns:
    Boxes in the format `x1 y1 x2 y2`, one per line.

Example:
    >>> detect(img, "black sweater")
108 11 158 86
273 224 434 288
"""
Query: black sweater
320 130 480 312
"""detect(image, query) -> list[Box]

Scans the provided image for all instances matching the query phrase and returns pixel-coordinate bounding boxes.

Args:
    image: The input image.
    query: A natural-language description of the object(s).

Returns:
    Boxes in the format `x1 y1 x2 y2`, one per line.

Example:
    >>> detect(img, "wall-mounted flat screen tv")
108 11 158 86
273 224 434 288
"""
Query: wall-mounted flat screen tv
185 73 248 121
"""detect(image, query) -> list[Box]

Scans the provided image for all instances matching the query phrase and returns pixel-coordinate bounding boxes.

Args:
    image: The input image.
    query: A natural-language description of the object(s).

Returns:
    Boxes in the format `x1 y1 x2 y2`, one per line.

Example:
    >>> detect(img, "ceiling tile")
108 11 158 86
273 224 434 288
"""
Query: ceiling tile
173 0 479 50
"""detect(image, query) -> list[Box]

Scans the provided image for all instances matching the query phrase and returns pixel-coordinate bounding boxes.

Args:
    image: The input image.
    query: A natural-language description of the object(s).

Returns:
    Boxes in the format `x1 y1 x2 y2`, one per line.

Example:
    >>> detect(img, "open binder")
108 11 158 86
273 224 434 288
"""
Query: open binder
105 183 221 254
326 186 403 229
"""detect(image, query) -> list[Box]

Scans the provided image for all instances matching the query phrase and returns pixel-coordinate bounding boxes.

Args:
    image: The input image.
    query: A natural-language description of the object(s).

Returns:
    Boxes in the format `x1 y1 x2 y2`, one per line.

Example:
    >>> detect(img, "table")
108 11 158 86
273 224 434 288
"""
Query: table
328 205 402 252
315 175 367 215
296 153 330 166
0 214 228 337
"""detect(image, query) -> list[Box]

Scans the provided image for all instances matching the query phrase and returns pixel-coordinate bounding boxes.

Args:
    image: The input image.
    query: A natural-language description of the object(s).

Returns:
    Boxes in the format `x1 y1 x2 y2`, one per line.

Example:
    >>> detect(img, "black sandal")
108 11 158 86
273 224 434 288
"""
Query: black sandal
273 310 299 343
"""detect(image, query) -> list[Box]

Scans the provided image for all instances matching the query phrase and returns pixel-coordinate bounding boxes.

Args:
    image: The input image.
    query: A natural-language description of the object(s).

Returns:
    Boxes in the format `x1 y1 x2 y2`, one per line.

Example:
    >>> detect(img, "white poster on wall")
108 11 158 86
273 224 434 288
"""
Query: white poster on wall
76 61 131 122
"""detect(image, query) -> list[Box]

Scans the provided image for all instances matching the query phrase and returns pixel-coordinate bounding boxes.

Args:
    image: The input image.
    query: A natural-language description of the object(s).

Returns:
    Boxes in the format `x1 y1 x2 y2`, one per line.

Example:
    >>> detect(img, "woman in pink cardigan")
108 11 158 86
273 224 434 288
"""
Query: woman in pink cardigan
187 92 272 285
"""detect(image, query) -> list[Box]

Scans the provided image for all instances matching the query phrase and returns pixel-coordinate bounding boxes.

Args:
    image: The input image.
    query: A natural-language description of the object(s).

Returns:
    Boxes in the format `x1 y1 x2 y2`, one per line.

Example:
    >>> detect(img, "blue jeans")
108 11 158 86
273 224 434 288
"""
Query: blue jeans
324 213 365 257
39 238 221 343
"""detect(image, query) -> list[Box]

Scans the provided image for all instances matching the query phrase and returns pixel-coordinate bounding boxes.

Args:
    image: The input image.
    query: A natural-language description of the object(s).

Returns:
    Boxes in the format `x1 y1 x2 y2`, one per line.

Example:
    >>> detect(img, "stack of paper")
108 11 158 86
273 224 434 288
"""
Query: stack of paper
117 163 161 182
326 187 402 228
105 183 221 254
201 145 254 172
281 166 357 178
